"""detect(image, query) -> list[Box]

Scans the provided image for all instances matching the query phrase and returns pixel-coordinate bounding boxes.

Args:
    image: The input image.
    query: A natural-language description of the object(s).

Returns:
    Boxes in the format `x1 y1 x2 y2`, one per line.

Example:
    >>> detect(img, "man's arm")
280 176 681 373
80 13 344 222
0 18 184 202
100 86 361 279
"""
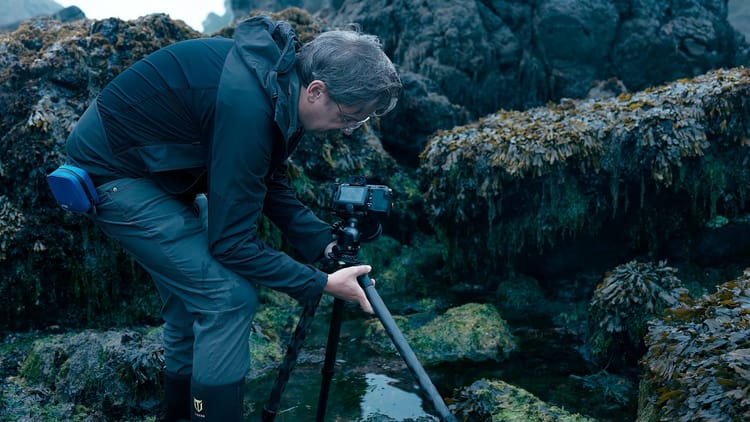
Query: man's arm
207 48 326 304
263 163 333 263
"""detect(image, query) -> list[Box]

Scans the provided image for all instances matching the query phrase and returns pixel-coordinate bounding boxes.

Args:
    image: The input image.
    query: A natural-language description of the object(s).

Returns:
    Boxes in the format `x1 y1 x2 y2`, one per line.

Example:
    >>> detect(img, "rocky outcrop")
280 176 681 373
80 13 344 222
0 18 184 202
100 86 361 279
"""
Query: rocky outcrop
420 67 750 281
0 15 202 332
330 0 749 167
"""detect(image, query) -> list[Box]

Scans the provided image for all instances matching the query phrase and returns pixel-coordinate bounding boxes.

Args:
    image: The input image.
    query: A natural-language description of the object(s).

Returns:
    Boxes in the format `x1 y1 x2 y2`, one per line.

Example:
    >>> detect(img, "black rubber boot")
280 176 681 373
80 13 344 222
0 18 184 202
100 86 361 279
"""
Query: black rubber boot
190 379 244 422
163 372 192 422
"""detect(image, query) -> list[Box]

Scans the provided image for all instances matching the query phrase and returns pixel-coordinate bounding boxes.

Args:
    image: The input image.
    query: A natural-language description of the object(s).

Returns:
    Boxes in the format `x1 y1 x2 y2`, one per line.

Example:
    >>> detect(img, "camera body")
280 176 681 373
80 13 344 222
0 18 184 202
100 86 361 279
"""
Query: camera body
330 176 392 218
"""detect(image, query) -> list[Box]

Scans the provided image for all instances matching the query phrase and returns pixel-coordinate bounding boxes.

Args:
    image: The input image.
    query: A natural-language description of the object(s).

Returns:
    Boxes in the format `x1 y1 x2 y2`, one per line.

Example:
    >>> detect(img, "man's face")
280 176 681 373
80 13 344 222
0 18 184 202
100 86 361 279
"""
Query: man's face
298 80 373 135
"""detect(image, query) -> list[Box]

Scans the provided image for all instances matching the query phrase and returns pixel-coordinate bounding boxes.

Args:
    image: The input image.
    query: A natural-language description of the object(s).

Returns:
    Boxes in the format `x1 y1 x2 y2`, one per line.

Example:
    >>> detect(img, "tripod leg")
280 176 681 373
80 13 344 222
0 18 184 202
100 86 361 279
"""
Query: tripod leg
263 297 321 421
357 274 457 422
316 297 345 422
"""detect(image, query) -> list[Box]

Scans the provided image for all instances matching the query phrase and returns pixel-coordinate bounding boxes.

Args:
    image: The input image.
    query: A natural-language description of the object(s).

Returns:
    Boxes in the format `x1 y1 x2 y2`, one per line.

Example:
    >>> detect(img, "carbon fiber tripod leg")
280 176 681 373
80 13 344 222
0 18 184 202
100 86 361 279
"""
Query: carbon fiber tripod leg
262 295 322 421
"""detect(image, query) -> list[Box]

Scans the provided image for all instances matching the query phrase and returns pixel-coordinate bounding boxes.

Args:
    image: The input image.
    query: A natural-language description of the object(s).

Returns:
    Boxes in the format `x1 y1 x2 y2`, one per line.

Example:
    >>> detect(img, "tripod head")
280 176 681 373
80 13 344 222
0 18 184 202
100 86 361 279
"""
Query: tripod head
329 217 364 265
325 176 393 269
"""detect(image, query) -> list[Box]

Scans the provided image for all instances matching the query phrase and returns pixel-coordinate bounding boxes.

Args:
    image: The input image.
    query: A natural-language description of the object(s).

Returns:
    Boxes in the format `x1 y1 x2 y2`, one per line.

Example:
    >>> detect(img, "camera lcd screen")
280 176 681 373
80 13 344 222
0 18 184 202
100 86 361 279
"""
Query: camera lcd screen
336 185 368 205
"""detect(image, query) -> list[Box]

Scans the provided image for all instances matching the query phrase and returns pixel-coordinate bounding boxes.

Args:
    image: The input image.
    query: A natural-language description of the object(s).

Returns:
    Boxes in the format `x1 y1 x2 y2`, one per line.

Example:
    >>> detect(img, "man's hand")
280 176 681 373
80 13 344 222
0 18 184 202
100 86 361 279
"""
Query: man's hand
324 265 375 314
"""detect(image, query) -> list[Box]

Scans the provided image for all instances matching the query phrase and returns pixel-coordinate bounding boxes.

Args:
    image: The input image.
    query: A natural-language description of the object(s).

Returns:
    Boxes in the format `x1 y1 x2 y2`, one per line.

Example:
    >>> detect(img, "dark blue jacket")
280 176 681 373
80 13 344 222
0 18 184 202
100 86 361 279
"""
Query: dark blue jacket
66 16 330 303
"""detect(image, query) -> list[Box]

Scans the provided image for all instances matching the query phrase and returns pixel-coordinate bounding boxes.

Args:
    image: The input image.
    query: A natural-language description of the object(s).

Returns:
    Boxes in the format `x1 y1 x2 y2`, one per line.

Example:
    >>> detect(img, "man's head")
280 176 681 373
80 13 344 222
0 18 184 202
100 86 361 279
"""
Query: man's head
296 28 402 135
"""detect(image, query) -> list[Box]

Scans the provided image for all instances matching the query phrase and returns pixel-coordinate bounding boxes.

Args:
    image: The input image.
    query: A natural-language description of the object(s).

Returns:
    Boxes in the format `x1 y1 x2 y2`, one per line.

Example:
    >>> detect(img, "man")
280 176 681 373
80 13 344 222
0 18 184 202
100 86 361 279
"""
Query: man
64 15 401 422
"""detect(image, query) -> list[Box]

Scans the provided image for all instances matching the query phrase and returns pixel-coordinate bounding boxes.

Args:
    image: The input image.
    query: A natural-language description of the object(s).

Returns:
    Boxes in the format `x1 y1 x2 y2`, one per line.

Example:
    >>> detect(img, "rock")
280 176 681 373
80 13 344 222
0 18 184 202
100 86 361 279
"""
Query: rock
379 71 470 168
0 2 85 32
365 302 517 365
452 378 596 421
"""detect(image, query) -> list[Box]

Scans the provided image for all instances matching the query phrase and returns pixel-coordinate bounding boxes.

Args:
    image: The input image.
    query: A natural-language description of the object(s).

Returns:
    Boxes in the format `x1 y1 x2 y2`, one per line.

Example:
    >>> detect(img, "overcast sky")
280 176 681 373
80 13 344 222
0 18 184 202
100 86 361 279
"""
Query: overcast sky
56 0 226 32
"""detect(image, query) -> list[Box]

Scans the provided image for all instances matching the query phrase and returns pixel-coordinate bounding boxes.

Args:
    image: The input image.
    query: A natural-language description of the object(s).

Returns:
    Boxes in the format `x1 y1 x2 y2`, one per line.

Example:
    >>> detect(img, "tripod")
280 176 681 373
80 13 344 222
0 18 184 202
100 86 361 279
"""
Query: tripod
262 216 456 422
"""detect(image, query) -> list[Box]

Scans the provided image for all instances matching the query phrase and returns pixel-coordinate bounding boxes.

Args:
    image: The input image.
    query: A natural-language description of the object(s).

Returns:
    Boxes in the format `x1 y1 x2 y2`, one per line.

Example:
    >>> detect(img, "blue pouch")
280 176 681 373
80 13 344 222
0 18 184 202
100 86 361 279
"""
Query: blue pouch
46 164 99 213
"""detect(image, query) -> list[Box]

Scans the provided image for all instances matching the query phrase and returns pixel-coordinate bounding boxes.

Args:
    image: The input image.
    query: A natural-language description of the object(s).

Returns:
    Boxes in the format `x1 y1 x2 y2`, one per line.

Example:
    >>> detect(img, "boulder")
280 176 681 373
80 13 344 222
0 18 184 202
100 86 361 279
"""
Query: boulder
365 302 517 365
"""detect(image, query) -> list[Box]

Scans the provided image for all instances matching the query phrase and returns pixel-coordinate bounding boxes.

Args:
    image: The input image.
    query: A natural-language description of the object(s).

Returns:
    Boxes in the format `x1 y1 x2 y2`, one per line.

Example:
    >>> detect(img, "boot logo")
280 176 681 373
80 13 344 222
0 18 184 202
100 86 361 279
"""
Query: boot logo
193 397 204 413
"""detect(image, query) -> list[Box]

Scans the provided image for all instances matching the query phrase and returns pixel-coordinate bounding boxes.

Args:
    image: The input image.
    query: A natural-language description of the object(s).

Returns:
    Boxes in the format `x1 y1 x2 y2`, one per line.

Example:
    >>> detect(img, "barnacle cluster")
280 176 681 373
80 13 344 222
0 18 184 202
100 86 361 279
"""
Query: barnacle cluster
586 260 688 367
638 269 750 421
420 67 750 278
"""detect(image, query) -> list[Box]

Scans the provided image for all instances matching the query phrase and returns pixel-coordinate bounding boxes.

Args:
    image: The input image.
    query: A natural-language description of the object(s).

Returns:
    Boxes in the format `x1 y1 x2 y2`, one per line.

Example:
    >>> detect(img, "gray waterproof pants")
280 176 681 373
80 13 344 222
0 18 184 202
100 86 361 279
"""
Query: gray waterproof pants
92 179 257 386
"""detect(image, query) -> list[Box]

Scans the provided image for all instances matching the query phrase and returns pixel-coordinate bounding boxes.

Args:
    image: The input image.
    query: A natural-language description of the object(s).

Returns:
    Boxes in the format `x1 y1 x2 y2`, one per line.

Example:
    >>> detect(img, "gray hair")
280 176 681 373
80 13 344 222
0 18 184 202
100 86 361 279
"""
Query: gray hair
296 27 402 117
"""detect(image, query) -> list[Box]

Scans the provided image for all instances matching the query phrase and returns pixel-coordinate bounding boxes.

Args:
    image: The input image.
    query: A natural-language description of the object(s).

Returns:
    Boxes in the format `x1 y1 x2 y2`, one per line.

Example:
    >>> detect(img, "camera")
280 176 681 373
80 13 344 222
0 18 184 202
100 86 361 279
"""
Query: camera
330 176 392 218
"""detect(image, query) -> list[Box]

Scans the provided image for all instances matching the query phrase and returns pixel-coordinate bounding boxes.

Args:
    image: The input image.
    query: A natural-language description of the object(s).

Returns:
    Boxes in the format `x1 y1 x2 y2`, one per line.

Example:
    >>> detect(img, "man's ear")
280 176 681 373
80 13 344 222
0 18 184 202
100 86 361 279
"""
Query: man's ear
306 80 327 102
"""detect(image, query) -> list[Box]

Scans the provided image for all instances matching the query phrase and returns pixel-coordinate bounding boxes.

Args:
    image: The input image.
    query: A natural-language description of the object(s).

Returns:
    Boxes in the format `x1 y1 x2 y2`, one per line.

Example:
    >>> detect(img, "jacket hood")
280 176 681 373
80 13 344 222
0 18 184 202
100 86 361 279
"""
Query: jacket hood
232 15 301 140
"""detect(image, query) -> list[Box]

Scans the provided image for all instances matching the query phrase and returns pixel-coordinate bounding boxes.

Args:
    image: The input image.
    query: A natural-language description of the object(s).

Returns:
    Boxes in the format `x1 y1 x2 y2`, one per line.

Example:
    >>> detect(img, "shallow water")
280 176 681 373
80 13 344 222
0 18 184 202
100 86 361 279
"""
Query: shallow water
245 311 443 421
247 367 439 421
244 302 637 422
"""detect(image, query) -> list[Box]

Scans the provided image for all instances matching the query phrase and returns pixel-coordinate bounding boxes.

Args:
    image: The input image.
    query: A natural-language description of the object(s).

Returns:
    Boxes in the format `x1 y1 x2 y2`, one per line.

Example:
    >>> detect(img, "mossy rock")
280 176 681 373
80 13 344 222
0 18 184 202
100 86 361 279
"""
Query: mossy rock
17 329 163 419
364 303 517 365
452 378 597 421
495 273 546 310
359 233 448 298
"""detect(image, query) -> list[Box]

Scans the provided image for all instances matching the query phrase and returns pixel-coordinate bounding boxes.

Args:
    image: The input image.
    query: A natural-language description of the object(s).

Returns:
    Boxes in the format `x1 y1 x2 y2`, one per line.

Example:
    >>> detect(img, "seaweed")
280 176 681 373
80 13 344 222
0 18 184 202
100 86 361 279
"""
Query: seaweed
420 68 750 279
639 269 750 421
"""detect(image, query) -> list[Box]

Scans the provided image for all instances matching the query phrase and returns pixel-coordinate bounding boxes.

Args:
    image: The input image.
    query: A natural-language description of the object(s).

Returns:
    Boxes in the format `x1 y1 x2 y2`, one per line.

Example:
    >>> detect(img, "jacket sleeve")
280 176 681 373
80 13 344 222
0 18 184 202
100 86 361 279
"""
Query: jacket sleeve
263 163 333 263
207 49 326 304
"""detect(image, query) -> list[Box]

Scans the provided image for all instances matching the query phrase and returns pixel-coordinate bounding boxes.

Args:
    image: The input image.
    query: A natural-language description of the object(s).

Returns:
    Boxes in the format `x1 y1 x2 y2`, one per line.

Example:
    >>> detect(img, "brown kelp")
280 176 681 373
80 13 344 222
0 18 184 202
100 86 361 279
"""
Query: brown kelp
638 269 750 421
420 68 750 279
586 260 688 368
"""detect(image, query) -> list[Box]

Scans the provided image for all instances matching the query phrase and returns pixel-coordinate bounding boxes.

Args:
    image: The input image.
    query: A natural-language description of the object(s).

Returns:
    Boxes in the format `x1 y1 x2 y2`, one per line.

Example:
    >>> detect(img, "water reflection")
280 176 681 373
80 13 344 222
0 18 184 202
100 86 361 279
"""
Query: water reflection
360 373 437 420
246 367 439 421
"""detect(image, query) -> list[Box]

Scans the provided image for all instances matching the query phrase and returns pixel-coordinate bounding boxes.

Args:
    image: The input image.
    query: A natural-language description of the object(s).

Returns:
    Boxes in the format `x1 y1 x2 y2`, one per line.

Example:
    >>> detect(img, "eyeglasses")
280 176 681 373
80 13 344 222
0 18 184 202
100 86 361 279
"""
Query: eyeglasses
335 101 370 133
